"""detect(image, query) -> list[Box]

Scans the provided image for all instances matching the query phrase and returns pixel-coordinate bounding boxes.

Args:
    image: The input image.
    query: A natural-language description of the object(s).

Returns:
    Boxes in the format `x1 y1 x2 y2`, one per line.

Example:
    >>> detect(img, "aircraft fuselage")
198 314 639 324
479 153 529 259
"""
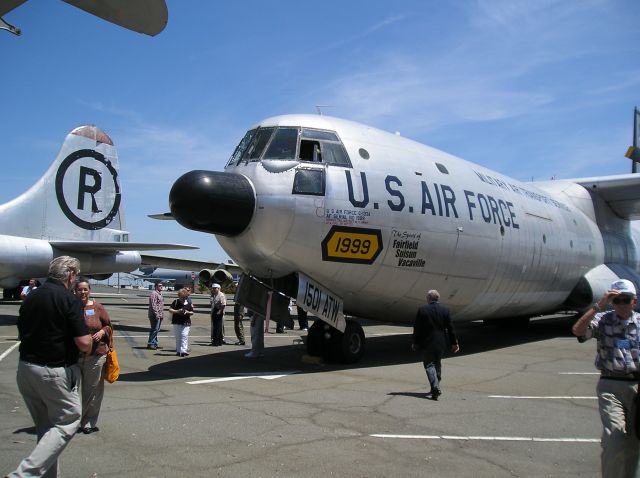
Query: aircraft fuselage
170 115 638 326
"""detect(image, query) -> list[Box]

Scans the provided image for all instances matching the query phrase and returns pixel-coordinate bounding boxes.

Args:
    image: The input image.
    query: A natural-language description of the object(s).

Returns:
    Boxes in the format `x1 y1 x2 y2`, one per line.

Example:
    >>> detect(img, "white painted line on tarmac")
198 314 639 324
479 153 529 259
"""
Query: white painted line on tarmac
558 372 599 375
370 434 599 443
489 395 597 400
0 341 20 362
187 371 299 385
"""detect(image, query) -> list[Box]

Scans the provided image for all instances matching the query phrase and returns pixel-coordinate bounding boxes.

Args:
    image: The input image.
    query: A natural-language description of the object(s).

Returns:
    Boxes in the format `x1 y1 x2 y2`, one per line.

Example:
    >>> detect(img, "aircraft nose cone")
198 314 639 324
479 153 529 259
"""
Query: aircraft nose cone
169 170 255 236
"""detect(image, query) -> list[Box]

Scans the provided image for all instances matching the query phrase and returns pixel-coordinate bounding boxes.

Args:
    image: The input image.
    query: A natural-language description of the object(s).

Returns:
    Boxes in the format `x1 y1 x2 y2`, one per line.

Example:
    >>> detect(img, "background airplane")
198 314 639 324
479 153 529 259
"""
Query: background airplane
131 260 241 290
167 110 640 362
0 0 168 36
0 125 206 299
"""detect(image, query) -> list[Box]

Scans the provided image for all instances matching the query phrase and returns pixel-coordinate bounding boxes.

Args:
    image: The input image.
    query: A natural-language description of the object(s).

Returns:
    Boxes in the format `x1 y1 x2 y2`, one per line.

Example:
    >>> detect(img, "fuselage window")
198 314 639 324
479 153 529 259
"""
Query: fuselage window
292 168 325 196
436 163 449 174
263 128 299 160
242 127 275 161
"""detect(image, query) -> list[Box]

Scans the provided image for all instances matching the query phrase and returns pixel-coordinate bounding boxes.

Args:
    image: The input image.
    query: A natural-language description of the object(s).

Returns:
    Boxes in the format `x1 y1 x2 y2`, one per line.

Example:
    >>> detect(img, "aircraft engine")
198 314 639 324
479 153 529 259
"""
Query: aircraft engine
0 235 53 288
88 274 113 281
199 268 234 287
169 170 255 237
562 263 639 311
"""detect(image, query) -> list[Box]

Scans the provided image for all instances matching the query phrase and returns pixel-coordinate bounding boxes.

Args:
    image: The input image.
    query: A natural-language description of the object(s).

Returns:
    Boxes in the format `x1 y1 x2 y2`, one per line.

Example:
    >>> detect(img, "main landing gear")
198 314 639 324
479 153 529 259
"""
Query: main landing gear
306 319 365 363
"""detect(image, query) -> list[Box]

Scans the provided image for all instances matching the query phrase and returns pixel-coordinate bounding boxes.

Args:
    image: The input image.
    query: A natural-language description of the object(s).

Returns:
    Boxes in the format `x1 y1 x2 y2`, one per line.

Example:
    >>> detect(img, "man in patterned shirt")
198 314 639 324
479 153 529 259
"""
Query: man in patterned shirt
573 279 640 478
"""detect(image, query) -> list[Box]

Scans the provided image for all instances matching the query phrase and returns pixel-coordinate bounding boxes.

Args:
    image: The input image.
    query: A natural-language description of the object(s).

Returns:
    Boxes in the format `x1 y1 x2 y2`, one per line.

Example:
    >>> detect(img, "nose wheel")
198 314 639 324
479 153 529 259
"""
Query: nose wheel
306 319 365 363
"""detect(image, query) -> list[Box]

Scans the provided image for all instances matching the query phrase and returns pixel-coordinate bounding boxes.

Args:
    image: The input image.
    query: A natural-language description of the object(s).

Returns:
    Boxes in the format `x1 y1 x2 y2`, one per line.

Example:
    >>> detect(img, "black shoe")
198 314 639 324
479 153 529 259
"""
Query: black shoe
180 353 189 357
147 345 157 350
80 426 91 434
430 390 441 401
235 341 245 346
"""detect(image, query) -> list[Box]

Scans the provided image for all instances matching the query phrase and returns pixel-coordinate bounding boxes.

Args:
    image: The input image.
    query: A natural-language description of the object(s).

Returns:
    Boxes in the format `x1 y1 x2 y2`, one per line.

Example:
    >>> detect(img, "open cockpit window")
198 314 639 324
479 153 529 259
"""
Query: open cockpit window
226 126 352 168
299 128 351 167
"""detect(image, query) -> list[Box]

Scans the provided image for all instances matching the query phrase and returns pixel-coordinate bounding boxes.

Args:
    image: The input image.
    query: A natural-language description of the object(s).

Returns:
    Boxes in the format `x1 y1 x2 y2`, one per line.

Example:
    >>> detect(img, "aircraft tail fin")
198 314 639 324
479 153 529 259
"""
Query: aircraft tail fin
0 125 130 243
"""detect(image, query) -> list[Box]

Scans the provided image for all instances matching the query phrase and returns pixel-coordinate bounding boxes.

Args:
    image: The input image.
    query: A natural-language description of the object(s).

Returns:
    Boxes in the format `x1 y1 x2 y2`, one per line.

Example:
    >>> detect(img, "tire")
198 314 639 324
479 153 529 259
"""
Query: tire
335 320 365 363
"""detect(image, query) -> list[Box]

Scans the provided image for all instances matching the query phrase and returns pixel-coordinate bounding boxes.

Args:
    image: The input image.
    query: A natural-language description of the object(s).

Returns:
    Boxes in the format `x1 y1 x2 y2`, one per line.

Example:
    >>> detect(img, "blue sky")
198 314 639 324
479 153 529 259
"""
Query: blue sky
1 0 639 264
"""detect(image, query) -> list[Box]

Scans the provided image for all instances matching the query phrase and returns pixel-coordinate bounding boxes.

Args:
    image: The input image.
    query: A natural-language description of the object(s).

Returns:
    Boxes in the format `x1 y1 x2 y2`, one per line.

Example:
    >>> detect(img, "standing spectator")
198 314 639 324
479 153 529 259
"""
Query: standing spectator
210 284 227 346
20 278 38 299
147 282 164 350
7 256 90 478
245 309 265 358
74 279 112 434
169 288 194 357
233 299 246 345
572 279 640 477
412 289 459 400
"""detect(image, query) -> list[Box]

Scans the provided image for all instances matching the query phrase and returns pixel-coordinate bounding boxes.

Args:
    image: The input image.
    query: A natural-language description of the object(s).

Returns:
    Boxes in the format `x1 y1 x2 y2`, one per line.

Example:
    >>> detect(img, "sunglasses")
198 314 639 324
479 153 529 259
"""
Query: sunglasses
612 297 633 305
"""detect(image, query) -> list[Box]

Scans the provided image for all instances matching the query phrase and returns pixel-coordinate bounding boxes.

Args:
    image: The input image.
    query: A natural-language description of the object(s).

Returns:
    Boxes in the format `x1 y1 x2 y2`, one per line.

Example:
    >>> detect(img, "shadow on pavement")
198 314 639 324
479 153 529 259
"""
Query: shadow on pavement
118 314 577 383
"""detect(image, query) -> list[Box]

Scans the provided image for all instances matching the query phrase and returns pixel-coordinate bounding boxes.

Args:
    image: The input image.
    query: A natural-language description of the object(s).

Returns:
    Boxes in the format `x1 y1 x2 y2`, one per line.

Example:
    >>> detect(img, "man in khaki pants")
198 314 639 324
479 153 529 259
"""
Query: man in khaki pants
573 279 640 478
7 256 91 478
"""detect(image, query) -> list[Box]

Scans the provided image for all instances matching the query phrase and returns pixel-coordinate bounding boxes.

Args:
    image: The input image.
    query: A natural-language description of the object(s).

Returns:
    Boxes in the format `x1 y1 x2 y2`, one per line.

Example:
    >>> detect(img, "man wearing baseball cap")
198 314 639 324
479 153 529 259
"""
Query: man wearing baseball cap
210 284 227 346
573 278 640 477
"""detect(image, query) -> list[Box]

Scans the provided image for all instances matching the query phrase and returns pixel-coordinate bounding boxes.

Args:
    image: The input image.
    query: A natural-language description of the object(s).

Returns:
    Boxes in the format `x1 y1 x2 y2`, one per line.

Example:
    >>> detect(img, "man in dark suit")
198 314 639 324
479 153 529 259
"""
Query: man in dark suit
412 289 460 400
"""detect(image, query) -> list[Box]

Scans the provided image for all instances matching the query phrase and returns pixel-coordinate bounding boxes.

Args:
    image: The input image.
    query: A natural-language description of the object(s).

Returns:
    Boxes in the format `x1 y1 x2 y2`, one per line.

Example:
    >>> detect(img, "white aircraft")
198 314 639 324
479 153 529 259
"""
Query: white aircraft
0 0 168 37
167 111 640 362
0 125 201 299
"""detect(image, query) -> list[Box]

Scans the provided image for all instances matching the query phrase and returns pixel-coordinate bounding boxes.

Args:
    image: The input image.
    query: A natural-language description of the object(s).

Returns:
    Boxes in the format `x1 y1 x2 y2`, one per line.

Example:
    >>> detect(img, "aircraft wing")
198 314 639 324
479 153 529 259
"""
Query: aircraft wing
139 254 243 275
1 0 168 37
63 0 168 36
50 241 196 253
571 173 640 220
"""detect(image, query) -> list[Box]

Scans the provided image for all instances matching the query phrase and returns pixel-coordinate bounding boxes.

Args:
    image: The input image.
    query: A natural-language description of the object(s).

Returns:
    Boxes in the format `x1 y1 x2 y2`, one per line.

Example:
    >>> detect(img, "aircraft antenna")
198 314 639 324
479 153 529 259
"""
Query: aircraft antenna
315 105 333 116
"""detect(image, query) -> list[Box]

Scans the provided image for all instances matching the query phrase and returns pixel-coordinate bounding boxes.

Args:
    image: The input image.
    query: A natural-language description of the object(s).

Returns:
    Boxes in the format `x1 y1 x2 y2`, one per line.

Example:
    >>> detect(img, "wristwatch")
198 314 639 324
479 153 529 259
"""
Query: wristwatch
592 302 601 312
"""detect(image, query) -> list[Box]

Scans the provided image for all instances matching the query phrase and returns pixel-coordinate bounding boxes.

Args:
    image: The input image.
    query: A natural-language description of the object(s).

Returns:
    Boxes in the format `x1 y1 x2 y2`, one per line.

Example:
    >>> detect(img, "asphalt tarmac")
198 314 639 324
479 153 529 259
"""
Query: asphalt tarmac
0 289 602 477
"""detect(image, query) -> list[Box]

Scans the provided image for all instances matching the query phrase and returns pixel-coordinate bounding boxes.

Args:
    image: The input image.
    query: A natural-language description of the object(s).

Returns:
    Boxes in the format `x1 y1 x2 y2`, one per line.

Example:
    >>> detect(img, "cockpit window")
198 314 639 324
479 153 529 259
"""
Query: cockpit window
226 126 352 167
227 129 256 167
242 127 275 161
263 128 298 160
299 128 351 167
301 129 339 142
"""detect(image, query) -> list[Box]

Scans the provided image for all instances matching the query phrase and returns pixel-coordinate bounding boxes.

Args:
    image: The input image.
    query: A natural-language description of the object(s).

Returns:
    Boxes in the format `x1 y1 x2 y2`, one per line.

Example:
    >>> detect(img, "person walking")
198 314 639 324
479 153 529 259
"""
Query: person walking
7 256 91 478
75 279 112 435
412 289 459 400
572 279 640 478
147 282 164 350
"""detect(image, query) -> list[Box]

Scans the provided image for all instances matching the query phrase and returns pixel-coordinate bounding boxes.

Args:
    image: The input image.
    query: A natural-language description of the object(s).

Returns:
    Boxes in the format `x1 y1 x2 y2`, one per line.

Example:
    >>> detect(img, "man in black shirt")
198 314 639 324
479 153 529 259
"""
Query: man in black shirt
8 256 91 478
412 290 460 400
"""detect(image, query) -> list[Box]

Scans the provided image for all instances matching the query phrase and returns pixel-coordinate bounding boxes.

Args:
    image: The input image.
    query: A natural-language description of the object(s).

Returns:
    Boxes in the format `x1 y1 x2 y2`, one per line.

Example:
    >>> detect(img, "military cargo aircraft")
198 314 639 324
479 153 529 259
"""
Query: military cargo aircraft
168 112 640 362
